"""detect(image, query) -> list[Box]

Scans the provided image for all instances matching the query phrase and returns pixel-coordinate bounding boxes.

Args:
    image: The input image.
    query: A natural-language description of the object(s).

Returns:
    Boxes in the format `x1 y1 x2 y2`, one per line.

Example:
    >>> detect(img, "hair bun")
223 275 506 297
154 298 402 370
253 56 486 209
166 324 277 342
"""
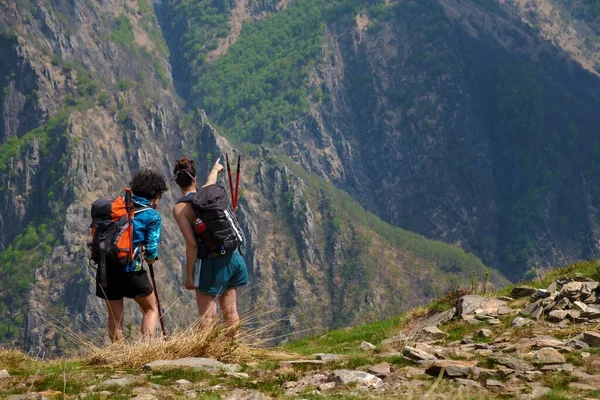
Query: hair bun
176 158 190 170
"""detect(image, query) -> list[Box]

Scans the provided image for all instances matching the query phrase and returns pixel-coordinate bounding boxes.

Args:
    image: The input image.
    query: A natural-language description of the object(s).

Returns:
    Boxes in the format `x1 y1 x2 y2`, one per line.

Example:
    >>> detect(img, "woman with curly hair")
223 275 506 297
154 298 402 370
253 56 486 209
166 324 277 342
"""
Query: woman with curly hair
172 157 247 331
95 168 168 341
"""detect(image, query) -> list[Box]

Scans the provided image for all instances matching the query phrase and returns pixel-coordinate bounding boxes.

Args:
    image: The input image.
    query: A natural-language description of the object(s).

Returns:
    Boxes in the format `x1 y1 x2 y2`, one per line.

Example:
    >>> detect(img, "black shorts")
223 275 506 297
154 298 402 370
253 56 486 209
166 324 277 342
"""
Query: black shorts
95 269 153 301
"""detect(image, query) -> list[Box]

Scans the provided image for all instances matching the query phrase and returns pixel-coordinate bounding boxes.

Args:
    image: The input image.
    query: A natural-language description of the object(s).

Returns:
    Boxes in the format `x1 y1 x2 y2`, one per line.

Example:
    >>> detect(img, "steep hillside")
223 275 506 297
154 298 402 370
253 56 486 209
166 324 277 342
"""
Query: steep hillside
165 0 600 281
0 0 505 354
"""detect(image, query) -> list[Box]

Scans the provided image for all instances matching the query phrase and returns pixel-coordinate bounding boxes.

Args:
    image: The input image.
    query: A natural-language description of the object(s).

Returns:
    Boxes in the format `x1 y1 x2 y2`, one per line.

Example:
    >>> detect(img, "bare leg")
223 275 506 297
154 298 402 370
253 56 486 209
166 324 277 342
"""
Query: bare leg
219 288 239 327
133 293 158 339
195 292 218 331
106 299 125 342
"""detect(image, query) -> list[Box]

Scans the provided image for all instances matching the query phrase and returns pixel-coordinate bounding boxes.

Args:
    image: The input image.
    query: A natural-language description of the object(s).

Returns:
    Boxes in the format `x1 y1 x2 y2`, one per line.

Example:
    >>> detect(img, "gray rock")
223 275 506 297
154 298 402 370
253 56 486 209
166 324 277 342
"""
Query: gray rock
540 363 574 373
532 347 566 364
581 307 600 319
476 329 492 339
330 370 383 388
360 341 376 351
582 331 600 347
455 378 481 387
532 289 551 300
583 292 597 304
486 379 505 388
367 362 391 377
143 358 240 373
568 382 597 391
512 317 532 327
175 379 191 385
0 370 10 379
457 296 506 319
424 360 477 378
510 286 537 298
497 296 514 301
560 281 583 299
224 389 269 400
547 282 558 293
279 360 325 367
402 346 437 361
497 306 515 315
314 353 343 362
318 382 336 390
553 297 570 310
573 301 588 312
521 300 544 319
565 339 589 350
420 325 448 340
548 310 568 322
97 374 145 389
490 354 535 371
380 333 406 346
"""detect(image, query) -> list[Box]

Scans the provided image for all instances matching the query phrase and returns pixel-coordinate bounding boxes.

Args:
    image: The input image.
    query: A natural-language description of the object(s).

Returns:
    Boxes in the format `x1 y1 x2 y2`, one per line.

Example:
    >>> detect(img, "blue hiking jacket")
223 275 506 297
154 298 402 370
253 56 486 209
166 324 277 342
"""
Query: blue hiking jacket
128 195 162 272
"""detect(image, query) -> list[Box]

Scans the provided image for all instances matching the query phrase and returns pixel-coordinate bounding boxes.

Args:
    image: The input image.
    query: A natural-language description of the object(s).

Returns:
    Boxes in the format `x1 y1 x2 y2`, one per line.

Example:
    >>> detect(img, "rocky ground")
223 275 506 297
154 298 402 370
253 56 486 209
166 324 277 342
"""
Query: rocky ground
1 264 600 399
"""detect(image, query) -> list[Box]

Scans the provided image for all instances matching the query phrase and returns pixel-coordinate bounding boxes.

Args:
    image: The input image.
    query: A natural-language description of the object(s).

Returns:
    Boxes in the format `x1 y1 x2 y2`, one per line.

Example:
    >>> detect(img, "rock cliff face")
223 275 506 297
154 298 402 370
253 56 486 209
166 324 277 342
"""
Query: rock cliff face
278 0 600 280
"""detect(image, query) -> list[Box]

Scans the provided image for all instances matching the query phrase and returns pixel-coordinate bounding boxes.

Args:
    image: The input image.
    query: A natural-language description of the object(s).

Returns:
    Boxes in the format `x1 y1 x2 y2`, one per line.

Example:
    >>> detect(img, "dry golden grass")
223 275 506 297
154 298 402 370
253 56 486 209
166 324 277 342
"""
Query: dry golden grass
84 323 248 368
0 348 31 369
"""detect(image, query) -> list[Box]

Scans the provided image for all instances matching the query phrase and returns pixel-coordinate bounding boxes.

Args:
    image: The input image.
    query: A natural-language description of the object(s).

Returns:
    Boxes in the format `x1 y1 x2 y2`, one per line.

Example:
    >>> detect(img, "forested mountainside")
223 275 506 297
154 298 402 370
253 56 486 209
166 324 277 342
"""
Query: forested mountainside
1 0 599 355
162 0 600 281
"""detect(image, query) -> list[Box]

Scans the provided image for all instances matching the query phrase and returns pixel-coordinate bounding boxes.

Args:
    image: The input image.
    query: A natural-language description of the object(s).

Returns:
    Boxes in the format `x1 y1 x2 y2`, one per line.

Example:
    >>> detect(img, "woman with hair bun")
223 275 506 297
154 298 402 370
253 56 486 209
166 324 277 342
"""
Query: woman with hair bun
172 157 247 330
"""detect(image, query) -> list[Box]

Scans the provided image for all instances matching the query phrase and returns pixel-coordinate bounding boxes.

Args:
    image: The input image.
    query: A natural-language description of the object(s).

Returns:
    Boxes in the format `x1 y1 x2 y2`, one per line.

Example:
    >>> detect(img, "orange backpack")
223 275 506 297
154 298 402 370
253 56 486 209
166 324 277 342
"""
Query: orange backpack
88 189 148 288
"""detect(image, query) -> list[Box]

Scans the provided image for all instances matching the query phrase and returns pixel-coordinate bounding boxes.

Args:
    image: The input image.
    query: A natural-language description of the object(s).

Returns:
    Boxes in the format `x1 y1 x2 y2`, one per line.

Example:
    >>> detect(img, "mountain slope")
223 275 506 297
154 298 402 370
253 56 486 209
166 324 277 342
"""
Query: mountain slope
0 0 507 353
164 0 600 280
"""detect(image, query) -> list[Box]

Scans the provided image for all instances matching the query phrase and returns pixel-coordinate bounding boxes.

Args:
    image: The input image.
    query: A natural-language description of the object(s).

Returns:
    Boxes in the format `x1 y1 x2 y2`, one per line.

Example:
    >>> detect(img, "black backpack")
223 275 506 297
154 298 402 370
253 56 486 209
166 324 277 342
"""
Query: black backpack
182 184 244 259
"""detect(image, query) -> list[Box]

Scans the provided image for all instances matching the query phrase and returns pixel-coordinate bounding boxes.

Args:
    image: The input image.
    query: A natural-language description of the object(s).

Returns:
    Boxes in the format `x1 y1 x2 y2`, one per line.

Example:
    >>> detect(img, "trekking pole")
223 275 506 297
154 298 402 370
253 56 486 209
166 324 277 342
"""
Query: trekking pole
234 155 241 211
148 262 167 338
225 153 235 208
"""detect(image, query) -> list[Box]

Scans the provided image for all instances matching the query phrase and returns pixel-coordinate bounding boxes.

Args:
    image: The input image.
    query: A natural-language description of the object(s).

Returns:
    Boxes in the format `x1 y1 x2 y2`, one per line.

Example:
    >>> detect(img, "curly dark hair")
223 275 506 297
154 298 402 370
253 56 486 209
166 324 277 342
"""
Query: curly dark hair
130 169 168 199
172 157 196 187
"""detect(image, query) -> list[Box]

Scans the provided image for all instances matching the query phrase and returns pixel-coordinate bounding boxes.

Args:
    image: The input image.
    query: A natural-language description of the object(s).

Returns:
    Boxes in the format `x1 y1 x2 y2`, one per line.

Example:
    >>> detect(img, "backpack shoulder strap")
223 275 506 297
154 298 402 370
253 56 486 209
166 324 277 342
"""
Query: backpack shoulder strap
134 205 152 214
176 192 196 205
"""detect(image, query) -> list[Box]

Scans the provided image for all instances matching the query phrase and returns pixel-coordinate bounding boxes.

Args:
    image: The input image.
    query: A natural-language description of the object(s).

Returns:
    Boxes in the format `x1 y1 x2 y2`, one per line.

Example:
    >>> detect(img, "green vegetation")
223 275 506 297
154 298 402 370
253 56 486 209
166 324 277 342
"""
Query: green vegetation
109 15 135 47
0 224 59 340
559 0 600 35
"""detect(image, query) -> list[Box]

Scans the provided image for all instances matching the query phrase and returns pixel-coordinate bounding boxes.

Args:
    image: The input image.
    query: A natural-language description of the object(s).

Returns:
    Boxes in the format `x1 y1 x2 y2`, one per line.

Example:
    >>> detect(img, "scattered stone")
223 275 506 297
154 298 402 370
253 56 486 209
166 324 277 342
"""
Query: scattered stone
532 289 551 300
318 382 336 391
175 379 191 385
314 353 343 362
540 363 574 373
521 300 544 319
476 329 492 339
532 347 566 364
420 325 448 340
553 297 570 310
548 310 568 322
380 333 406 346
512 317 532 327
455 378 481 388
510 286 537 298
568 382 597 391
143 358 240 373
560 282 583 299
490 354 535 371
402 346 437 361
497 296 514 301
279 360 325 367
581 352 591 358
573 301 588 313
360 341 376 351
457 296 506 319
97 375 146 389
485 379 505 388
581 307 600 320
582 331 600 347
367 362 391 377
224 389 269 400
226 372 250 379
497 306 514 315
565 339 589 350
0 370 10 379
330 370 383 388
424 360 477 378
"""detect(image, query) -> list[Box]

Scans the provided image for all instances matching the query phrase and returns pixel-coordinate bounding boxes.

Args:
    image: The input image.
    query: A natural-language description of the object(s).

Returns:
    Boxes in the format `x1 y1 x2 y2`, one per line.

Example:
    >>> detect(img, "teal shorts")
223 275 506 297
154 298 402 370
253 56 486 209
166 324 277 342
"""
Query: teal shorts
196 249 248 295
